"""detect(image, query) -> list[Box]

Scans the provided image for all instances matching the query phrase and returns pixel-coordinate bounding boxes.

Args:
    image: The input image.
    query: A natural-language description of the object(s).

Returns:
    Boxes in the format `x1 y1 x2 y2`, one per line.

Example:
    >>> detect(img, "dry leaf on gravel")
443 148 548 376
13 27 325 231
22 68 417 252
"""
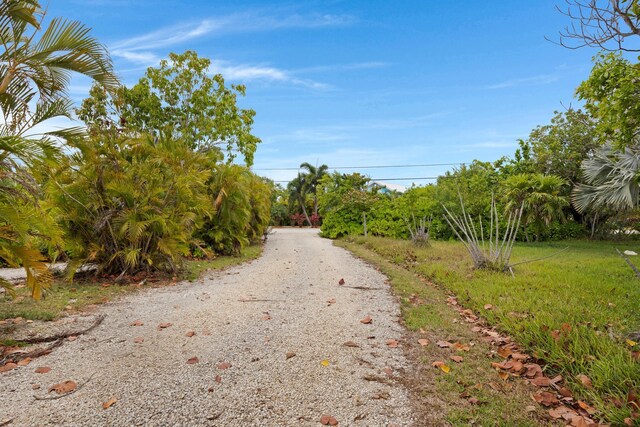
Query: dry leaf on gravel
549 406 578 420
186 357 199 364
67 336 77 342
185 331 195 337
327 298 336 305
338 278 345 285
17 358 31 366
360 316 372 324
130 320 144 326
285 352 296 360
450 355 464 363
530 376 552 387
157 322 173 329
386 339 399 348
320 414 338 425
49 380 77 394
0 363 17 372
215 375 222 383
34 366 51 374
133 337 144 343
217 362 231 370
417 338 429 346
343 341 359 348
102 397 117 410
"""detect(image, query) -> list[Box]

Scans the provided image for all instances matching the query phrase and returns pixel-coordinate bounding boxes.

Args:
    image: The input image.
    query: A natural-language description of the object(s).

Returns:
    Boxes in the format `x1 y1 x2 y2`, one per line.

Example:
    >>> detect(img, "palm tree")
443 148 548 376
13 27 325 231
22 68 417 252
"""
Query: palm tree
572 143 640 213
502 173 568 241
0 1 117 299
287 174 312 226
299 162 328 216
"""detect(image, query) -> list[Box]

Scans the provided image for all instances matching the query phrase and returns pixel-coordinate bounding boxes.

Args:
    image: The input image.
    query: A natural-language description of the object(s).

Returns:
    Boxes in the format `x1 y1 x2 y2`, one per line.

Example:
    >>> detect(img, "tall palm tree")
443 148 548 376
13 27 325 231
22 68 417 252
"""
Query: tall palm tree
572 143 640 213
287 174 312 226
0 1 118 299
299 162 328 216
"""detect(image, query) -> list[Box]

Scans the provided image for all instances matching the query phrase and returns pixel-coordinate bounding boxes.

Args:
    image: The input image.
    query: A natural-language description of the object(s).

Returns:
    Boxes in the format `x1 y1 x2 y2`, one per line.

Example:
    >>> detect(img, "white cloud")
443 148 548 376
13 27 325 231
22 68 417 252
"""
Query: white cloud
484 74 559 90
210 61 330 90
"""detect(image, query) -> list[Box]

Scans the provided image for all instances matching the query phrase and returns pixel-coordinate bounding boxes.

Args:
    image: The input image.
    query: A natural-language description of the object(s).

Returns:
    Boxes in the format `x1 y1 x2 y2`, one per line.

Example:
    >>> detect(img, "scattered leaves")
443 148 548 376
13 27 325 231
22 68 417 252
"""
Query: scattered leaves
417 338 429 346
386 339 399 348
360 316 372 324
343 341 359 348
133 337 144 344
285 352 296 360
35 367 51 374
215 375 222 383
102 397 117 410
49 380 77 394
157 322 173 330
549 406 578 420
185 331 196 337
452 342 470 352
436 340 452 348
0 363 17 373
532 391 559 407
530 376 552 387
130 320 144 326
186 357 199 364
450 355 464 363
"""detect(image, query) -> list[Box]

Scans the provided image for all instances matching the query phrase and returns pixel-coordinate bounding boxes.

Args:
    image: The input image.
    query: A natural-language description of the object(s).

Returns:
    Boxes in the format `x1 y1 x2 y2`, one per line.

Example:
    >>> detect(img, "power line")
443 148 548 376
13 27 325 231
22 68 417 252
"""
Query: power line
272 176 439 183
254 162 463 171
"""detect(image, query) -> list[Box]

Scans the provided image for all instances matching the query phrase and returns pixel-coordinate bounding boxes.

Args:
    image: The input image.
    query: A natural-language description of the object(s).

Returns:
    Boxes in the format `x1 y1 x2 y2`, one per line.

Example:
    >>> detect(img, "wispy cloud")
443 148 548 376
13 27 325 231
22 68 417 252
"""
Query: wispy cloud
110 11 354 65
294 62 389 74
484 74 559 90
210 61 330 90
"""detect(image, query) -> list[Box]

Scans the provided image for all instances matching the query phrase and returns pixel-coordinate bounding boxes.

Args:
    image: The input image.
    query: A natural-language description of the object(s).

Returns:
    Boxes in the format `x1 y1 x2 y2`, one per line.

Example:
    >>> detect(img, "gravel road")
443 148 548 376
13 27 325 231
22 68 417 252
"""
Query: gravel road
0 228 415 426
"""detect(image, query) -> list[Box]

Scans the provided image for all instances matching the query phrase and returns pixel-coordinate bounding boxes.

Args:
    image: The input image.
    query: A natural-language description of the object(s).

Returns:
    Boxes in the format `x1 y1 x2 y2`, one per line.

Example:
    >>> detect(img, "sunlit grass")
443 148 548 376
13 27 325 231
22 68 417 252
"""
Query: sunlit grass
340 236 640 425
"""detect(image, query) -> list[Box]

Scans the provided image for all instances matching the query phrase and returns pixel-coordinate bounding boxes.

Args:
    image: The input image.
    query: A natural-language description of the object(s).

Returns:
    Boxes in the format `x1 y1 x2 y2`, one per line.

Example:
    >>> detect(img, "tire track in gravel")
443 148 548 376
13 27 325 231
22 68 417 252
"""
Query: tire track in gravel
0 228 416 426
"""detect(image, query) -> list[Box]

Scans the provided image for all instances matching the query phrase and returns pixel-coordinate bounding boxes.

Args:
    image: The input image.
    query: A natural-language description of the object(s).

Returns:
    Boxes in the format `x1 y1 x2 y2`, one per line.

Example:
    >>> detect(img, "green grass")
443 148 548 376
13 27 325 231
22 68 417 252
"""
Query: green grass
0 245 263 322
338 236 640 425
337 238 554 426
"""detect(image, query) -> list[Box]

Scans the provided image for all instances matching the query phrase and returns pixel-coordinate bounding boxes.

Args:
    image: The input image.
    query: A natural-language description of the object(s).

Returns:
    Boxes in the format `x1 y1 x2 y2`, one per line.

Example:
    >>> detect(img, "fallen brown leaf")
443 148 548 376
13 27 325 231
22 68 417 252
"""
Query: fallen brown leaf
215 375 222 383
186 357 199 364
360 316 372 324
0 363 17 373
524 363 543 379
468 397 480 404
320 414 338 425
217 362 231 370
436 340 452 348
386 339 399 348
130 320 144 326
577 374 593 389
185 331 196 337
338 278 345 285
484 304 493 310
577 400 596 415
570 416 589 427
17 357 31 367
34 366 51 374
102 397 117 410
450 355 464 363
343 341 359 348
548 406 578 420
532 391 559 406
286 351 296 360
157 322 173 329
452 342 470 352
530 376 552 387
417 338 429 346
49 380 77 394
67 336 77 342
133 336 144 343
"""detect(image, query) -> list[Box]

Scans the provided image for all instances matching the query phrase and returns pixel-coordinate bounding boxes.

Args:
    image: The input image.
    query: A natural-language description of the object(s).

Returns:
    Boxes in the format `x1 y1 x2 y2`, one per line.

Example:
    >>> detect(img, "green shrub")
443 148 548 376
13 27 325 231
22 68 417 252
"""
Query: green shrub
48 134 213 275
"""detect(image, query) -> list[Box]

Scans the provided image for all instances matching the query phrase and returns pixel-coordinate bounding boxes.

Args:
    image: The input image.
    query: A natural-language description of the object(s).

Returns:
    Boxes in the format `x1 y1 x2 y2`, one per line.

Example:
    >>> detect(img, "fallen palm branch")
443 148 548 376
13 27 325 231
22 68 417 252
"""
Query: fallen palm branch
17 314 106 344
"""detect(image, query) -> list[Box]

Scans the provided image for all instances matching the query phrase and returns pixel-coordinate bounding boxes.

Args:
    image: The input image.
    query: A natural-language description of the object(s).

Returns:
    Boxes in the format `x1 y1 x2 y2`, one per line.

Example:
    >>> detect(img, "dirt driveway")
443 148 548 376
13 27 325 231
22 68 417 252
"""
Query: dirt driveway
0 228 415 426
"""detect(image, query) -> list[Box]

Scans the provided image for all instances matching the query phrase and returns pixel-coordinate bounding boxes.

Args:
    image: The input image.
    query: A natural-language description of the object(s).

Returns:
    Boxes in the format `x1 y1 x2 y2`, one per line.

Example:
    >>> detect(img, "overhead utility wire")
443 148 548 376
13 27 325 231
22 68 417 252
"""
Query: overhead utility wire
272 176 440 183
253 162 463 171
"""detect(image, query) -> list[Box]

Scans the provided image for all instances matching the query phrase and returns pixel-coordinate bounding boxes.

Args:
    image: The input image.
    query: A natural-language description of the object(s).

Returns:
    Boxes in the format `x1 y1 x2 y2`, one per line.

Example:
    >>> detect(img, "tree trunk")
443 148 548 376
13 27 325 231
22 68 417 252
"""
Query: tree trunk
299 196 312 226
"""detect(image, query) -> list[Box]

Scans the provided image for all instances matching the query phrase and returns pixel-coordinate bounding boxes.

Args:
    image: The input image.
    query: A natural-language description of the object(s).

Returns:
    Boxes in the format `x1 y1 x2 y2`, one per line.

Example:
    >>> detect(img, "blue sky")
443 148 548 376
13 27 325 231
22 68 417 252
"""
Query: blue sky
49 0 598 186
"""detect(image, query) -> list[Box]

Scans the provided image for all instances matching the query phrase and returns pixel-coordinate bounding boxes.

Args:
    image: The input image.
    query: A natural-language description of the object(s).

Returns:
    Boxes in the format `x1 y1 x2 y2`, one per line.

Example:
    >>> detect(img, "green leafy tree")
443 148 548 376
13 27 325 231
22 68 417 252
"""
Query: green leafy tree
121 51 260 165
577 53 640 150
0 0 116 298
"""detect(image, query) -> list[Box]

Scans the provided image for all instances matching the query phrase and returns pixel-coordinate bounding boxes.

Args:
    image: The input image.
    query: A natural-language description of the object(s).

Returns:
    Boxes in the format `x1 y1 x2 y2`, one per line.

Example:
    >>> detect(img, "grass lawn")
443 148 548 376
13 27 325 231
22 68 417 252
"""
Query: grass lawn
338 236 640 425
0 245 263 323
